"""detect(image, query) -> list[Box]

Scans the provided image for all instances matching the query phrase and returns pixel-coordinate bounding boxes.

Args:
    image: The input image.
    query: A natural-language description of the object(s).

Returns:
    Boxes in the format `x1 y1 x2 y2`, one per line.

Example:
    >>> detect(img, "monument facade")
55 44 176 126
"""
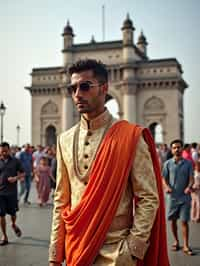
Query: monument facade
26 14 187 146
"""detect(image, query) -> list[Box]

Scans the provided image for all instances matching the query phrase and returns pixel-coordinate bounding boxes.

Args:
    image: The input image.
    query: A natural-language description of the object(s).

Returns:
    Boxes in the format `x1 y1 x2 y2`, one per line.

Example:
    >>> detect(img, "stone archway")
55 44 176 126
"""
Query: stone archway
143 96 166 143
45 125 56 146
105 95 120 118
40 100 60 145
105 91 122 119
149 122 163 143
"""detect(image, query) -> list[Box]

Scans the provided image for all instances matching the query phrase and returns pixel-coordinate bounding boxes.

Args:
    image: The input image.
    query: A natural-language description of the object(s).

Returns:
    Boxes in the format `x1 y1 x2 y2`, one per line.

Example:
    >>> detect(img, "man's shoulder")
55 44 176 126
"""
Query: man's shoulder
10 156 18 163
163 158 173 168
182 158 193 167
19 151 26 158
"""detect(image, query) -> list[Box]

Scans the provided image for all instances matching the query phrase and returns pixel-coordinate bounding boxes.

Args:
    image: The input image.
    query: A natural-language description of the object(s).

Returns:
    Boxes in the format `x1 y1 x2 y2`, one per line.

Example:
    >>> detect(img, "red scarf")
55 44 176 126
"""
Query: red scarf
62 121 169 266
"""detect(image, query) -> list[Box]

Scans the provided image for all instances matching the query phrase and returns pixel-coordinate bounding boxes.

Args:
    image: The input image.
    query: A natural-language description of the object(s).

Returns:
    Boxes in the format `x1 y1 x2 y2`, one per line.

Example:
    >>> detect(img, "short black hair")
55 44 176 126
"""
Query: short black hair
170 139 183 147
0 142 10 149
68 59 108 83
183 143 190 149
191 142 197 149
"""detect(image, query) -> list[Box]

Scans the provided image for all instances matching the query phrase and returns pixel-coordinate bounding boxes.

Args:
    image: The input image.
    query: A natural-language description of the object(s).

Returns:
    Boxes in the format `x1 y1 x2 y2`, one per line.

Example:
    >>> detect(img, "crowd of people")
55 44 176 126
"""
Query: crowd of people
0 142 57 246
1 138 200 254
12 143 57 206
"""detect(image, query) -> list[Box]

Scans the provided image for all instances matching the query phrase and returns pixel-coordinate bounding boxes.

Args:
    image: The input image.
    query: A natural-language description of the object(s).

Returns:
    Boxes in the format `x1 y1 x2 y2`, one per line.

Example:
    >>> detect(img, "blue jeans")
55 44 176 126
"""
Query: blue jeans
19 174 31 202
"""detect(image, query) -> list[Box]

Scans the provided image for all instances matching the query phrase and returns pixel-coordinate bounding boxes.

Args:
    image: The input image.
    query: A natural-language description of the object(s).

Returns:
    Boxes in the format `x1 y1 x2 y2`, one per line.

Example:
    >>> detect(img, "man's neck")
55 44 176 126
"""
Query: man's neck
82 108 106 121
174 156 182 163
2 156 9 162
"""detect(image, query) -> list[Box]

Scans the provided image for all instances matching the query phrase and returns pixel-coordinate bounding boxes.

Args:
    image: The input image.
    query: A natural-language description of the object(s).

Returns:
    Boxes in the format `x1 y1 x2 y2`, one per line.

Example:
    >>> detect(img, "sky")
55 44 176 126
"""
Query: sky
0 0 199 145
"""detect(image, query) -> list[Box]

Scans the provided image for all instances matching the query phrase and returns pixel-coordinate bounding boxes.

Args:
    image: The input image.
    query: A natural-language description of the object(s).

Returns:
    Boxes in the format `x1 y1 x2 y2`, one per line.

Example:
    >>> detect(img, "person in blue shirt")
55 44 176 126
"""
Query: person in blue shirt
19 144 33 204
162 139 194 255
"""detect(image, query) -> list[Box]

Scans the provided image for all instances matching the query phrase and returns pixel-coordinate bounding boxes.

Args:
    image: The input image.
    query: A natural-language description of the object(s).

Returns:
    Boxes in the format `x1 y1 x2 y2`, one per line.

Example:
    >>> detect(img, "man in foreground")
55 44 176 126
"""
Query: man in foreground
0 142 24 245
49 59 169 266
162 139 194 255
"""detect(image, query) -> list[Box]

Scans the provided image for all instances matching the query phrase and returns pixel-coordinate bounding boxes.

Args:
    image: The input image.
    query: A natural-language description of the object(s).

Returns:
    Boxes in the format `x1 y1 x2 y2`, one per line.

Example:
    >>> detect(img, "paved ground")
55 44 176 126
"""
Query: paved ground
0 185 200 266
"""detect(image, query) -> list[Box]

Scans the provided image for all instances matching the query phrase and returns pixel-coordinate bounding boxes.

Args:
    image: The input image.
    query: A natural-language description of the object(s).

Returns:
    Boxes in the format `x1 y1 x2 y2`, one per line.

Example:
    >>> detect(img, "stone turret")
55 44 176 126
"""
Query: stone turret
137 30 148 56
121 14 137 64
121 13 135 46
62 20 74 49
62 20 74 66
121 14 137 124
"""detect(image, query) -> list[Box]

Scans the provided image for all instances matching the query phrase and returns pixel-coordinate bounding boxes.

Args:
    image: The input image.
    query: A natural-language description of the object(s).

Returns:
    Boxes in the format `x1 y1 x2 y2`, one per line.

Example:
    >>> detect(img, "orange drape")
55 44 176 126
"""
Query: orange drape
62 121 169 266
62 121 142 266
136 128 170 266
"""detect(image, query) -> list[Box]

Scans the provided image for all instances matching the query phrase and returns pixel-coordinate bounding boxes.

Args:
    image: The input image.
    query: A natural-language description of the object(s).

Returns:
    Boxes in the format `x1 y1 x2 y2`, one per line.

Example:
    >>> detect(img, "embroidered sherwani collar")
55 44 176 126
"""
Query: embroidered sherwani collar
80 109 112 130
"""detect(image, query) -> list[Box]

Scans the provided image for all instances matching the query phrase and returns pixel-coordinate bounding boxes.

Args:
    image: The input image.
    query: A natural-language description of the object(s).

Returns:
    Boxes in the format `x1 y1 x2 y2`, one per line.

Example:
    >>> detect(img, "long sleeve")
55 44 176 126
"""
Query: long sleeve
49 137 70 263
127 136 159 260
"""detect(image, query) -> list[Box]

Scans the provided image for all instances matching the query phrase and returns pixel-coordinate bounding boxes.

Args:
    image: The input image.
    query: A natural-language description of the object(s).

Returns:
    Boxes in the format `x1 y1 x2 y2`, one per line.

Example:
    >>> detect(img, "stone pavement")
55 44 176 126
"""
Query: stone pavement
167 220 200 266
0 184 200 266
0 185 53 266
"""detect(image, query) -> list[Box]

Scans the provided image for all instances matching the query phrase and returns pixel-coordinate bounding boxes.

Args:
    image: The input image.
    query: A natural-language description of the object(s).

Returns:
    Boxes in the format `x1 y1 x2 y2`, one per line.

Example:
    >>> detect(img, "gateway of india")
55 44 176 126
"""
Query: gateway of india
26 14 187 146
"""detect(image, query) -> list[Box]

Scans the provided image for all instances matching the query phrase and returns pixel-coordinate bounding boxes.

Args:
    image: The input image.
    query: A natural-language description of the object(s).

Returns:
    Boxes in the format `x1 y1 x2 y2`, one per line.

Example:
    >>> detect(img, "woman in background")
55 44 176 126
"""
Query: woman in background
34 156 55 206
191 161 200 222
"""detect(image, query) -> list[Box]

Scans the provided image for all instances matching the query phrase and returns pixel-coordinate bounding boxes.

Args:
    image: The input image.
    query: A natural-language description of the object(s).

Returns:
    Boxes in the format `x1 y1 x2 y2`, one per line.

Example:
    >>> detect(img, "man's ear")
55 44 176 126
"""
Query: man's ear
101 83 108 94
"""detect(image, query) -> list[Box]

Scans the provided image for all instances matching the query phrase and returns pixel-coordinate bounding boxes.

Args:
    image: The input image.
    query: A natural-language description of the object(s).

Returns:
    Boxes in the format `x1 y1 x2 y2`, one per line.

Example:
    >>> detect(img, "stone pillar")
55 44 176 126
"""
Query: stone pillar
123 86 136 123
61 89 74 131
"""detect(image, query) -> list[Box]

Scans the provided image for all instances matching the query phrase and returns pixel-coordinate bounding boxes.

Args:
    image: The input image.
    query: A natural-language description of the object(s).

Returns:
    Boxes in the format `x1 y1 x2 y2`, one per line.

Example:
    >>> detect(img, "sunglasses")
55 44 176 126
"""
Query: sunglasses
67 81 102 94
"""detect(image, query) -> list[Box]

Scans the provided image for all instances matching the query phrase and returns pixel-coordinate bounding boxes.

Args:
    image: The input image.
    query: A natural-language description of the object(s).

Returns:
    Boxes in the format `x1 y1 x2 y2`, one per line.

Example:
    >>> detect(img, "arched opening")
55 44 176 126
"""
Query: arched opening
45 125 56 146
105 94 120 118
149 122 163 143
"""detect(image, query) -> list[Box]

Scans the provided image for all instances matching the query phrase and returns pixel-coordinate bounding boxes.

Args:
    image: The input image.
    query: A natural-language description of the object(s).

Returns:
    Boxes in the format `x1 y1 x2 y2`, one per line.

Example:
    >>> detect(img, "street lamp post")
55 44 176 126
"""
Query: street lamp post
16 124 20 146
0 101 6 143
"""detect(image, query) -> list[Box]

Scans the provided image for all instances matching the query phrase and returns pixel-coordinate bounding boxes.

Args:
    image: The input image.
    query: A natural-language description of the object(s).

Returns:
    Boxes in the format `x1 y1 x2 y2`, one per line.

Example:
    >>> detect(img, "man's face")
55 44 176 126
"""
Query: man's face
37 145 42 152
0 146 10 160
69 70 107 119
171 142 182 157
25 144 30 152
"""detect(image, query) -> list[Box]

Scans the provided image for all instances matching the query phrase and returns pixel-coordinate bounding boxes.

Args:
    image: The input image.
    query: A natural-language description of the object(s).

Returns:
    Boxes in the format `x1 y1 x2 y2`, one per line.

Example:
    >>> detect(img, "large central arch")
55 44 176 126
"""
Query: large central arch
143 96 166 143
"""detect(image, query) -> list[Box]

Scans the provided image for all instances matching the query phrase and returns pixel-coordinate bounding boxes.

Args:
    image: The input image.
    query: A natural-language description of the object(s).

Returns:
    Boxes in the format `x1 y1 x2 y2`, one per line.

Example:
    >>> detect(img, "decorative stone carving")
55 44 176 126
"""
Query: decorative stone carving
144 96 165 112
41 100 58 115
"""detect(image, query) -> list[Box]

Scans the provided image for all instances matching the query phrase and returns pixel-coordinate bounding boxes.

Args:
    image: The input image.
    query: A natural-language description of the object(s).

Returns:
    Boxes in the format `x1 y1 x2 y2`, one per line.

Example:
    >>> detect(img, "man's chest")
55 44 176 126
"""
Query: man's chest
0 160 17 177
61 127 105 183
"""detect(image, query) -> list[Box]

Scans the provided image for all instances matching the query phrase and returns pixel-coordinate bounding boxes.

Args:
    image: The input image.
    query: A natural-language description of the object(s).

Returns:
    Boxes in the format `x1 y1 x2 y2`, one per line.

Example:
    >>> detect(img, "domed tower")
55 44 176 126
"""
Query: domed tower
121 14 137 124
121 13 135 46
121 14 136 64
137 30 148 56
62 20 74 66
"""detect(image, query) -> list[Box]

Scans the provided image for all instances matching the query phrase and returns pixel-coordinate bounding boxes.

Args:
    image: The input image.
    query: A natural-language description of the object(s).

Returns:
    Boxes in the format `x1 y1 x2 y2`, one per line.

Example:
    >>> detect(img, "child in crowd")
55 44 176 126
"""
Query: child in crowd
191 161 200 222
34 156 55 206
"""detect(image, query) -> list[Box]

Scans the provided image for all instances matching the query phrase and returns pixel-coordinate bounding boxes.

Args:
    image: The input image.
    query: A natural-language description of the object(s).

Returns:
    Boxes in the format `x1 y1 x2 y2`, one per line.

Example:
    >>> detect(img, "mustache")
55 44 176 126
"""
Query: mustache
75 100 88 105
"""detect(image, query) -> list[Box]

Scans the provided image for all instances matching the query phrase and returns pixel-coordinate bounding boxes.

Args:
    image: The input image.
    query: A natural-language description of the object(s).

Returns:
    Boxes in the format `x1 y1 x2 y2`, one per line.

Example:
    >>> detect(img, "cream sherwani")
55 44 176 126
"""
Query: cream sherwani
49 109 159 266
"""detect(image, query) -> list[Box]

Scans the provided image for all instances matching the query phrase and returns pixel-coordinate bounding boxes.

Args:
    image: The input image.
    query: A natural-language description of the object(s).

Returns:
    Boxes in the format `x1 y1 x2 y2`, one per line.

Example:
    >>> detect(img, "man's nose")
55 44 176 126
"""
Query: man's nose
74 86 83 97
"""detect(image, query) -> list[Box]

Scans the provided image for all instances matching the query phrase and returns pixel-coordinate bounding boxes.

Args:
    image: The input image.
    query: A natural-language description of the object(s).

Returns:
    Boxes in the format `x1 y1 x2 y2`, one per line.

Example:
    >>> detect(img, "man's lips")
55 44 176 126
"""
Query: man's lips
76 101 87 106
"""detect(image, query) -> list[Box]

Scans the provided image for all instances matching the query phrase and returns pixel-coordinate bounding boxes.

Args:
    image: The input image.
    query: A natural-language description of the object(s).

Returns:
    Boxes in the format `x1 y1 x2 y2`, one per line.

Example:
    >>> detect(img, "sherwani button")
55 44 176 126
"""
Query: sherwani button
84 154 89 159
85 141 89 146
84 165 88 169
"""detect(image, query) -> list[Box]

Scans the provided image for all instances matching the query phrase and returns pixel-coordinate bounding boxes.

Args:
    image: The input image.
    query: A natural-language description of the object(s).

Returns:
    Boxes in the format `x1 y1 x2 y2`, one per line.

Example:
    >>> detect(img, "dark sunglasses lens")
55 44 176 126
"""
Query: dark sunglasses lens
67 82 91 94
79 82 90 91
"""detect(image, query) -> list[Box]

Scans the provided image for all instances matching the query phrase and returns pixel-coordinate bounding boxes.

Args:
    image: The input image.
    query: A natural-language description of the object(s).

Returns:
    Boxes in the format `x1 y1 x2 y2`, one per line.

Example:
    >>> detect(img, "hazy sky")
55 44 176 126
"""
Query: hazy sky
0 0 199 145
